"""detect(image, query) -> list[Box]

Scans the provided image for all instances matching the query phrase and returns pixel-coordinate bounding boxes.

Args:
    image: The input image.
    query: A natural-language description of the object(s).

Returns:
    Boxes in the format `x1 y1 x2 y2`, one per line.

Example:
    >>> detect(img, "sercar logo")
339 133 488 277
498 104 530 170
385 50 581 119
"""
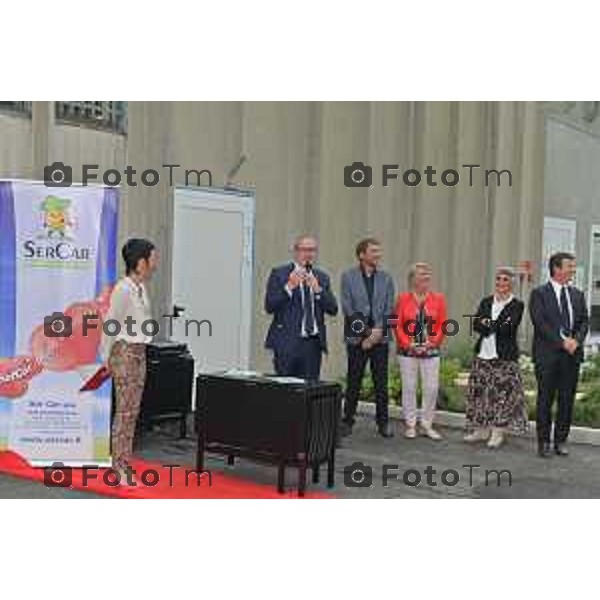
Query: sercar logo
22 195 94 265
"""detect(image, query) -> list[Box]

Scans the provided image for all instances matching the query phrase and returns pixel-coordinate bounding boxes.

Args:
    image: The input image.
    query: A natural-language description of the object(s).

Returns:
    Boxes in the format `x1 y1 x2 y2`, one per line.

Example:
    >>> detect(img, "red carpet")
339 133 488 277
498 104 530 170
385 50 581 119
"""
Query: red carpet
0 451 332 499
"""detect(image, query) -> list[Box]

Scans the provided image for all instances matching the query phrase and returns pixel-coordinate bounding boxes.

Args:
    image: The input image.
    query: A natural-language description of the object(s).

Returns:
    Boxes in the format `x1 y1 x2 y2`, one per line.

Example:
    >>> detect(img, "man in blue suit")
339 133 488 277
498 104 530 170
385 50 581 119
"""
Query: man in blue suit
265 235 338 380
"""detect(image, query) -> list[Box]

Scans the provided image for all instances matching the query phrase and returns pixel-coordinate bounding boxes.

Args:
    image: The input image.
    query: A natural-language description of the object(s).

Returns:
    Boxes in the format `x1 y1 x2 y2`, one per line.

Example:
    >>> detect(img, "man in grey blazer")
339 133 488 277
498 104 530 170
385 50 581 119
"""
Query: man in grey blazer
340 238 396 438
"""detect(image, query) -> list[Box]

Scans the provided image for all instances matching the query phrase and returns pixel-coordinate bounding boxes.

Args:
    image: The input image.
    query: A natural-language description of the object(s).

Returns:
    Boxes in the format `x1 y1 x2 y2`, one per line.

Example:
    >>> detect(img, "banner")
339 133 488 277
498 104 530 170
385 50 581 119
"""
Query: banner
0 180 118 466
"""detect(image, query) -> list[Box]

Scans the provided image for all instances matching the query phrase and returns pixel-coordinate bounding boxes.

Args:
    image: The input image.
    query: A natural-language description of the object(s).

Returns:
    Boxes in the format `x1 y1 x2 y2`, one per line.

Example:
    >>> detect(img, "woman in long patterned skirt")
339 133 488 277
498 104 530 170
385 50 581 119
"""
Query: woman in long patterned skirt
464 266 528 449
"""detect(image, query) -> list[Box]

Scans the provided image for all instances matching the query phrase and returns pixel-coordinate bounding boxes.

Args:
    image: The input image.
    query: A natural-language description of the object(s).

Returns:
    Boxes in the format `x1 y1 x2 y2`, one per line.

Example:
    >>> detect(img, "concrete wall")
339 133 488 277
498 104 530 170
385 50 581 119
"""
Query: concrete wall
545 117 600 279
0 113 33 179
544 116 600 336
0 101 547 378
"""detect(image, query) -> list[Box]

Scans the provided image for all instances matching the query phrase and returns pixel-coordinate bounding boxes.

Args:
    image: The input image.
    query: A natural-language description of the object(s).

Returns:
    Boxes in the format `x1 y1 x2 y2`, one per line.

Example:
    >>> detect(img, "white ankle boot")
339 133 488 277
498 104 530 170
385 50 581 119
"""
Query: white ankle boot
487 428 505 449
420 422 442 440
464 428 490 443
115 467 136 487
404 424 417 439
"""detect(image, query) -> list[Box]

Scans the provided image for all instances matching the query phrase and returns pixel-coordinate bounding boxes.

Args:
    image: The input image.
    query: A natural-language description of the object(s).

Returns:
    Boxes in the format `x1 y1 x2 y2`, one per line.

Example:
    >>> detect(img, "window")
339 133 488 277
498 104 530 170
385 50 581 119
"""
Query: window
0 101 32 116
55 101 127 134
541 216 577 283
589 227 600 336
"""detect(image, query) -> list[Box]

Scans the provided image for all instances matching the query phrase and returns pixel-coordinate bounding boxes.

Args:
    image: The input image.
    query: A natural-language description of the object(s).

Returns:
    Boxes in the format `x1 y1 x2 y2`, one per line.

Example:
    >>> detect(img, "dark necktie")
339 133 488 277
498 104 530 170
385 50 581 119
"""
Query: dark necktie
559 285 572 334
303 283 316 336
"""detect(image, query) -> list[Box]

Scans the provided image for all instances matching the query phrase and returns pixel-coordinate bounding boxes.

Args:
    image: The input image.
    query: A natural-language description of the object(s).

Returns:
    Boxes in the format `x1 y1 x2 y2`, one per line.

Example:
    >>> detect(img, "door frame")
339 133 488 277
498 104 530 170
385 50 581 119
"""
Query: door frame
587 223 600 333
170 185 256 370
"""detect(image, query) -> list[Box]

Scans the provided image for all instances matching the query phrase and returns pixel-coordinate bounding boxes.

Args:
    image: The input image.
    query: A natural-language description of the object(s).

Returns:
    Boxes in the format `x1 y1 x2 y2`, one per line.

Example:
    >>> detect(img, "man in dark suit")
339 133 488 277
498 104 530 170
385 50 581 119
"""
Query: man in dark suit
529 252 589 458
264 235 338 380
339 238 395 438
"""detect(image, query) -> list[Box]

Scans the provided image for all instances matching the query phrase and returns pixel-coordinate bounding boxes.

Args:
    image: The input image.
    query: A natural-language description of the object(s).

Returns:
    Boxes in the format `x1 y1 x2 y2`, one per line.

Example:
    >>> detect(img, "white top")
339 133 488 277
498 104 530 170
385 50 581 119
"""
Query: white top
550 278 573 336
100 276 153 361
284 262 318 337
478 295 514 360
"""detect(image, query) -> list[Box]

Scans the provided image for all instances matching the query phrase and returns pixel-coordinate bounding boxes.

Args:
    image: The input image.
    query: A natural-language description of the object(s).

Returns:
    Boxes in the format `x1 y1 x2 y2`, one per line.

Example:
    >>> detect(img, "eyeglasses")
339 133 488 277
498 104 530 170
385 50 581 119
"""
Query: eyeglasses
297 246 318 252
496 276 511 282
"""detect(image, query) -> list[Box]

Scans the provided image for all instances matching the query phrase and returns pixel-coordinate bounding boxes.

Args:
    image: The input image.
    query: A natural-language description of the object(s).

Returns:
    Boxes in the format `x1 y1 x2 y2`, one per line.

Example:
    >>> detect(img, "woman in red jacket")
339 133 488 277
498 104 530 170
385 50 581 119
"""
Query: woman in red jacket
394 262 447 440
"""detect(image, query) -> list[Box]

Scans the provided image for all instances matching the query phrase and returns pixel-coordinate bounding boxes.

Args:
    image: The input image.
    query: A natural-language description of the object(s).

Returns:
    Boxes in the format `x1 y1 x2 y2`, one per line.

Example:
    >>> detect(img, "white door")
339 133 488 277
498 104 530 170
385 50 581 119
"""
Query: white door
588 225 600 338
541 216 577 283
171 186 255 374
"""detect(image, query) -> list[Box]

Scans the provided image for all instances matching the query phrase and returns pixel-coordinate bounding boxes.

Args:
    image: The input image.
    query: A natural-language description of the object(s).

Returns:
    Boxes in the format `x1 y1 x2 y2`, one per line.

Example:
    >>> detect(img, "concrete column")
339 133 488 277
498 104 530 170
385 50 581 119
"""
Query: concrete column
488 102 522 273
366 101 416 289
516 102 546 347
171 101 243 187
31 101 53 180
302 102 323 237
517 101 545 286
125 101 173 321
449 101 490 328
412 101 455 297
317 101 371 377
243 101 318 370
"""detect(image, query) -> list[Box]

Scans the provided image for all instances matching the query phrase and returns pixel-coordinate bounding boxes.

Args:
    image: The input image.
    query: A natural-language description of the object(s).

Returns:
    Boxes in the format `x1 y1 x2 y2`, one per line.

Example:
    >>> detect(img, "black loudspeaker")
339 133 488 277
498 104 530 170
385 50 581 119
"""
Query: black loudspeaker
139 341 194 437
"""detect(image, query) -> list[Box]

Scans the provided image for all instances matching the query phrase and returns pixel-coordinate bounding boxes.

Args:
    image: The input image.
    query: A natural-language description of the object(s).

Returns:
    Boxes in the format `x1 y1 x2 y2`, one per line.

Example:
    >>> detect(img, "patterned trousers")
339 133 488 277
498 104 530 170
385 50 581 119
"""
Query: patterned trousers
109 340 147 468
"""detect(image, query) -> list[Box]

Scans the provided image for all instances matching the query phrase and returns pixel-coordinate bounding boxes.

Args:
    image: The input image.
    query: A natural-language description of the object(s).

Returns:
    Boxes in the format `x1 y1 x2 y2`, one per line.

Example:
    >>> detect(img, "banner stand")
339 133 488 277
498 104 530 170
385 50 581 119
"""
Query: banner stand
0 180 118 467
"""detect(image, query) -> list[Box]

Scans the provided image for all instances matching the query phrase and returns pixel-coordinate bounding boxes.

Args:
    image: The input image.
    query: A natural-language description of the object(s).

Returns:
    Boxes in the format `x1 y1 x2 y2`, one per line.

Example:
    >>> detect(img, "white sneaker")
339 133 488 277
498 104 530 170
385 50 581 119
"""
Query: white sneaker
404 425 417 439
487 429 505 449
420 423 442 440
115 467 136 487
464 429 490 443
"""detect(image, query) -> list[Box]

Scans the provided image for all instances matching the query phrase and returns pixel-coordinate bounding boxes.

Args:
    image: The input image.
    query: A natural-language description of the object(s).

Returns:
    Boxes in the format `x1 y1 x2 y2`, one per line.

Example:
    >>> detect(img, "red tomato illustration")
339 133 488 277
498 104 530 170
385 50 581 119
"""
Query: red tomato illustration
0 356 42 398
0 380 28 398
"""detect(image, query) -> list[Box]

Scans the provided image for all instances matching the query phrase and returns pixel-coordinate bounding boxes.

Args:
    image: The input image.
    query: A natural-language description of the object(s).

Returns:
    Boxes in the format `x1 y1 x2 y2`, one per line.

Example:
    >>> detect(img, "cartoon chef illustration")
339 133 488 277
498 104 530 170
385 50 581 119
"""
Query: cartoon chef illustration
39 195 74 239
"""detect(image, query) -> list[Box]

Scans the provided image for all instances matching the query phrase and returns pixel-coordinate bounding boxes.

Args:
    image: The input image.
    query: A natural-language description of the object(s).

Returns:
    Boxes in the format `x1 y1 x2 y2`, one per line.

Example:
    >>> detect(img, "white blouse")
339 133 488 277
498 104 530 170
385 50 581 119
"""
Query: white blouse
100 277 153 361
478 295 514 360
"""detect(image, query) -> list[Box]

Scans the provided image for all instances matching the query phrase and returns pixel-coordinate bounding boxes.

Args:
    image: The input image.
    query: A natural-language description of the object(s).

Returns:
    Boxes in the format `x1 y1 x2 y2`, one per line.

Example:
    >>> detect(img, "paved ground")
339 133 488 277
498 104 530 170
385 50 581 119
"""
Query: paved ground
2 418 600 498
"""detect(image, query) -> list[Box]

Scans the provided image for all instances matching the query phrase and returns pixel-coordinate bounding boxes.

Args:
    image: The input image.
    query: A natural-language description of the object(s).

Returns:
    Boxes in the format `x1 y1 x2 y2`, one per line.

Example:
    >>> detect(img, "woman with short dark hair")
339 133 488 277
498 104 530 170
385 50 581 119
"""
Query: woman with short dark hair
100 238 158 483
464 266 527 448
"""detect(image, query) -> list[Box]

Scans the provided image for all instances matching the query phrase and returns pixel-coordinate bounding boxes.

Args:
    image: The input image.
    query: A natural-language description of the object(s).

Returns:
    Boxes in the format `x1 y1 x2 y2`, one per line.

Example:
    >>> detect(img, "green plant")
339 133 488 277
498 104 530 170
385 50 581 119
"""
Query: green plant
352 367 401 404
336 352 600 429
340 356 464 409
518 355 538 395
438 358 464 411
524 392 537 422
445 338 475 370
573 387 600 428
580 353 600 383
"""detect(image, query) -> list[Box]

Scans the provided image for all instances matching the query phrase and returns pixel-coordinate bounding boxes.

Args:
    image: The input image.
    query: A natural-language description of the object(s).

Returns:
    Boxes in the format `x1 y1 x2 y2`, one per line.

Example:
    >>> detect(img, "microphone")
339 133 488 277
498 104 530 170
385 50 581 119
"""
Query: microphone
303 261 320 297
